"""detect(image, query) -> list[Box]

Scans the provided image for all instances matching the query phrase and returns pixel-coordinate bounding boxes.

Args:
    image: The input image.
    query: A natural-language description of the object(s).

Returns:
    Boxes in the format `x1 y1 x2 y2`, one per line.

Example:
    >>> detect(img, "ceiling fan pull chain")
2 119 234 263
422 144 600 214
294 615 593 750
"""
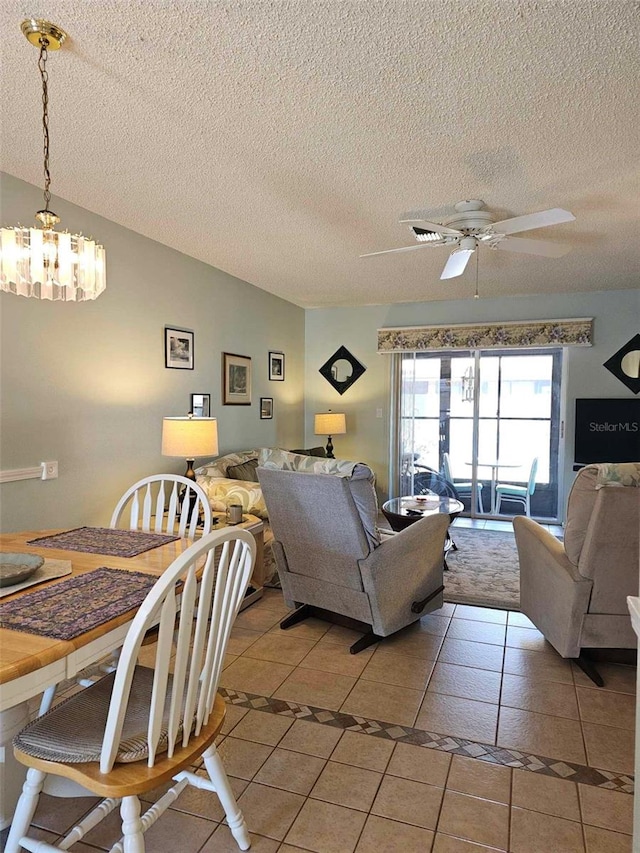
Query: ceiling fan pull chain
475 249 479 299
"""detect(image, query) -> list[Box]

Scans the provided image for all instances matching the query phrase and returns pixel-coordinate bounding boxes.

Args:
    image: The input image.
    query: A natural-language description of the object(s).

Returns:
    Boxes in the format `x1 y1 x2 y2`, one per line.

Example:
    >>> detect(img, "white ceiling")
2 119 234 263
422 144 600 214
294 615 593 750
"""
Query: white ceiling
1 1 638 308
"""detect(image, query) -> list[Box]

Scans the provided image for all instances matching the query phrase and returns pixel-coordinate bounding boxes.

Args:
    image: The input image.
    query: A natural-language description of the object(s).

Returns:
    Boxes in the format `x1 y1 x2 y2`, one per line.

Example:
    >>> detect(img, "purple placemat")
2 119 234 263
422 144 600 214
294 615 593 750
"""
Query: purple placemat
27 527 179 557
0 567 157 640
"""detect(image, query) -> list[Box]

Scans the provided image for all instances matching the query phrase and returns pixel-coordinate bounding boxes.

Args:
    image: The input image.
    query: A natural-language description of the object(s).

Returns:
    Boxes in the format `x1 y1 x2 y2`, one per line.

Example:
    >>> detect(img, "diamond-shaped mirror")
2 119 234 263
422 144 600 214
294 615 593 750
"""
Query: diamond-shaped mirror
603 334 640 394
319 346 366 395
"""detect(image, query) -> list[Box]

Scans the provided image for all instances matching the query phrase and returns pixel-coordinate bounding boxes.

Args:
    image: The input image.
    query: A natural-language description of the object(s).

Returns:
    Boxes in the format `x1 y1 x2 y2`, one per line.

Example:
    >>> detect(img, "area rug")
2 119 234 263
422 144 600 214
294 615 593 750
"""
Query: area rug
444 527 521 611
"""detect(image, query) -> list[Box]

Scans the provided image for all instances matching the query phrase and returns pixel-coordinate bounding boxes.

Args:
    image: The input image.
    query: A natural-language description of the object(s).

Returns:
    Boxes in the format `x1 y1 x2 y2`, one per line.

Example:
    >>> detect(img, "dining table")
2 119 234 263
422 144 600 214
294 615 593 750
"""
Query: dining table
466 460 521 514
0 527 194 830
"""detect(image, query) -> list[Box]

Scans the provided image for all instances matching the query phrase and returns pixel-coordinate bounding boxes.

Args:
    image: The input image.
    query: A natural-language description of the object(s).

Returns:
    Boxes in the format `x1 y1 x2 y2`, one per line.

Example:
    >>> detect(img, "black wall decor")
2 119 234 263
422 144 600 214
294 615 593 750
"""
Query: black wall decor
603 333 640 394
319 346 366 395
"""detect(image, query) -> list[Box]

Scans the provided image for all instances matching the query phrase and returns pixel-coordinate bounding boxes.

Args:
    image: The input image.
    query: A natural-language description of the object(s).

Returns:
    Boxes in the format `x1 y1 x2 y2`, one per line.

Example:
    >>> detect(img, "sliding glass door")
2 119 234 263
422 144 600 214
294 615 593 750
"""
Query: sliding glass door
397 348 562 520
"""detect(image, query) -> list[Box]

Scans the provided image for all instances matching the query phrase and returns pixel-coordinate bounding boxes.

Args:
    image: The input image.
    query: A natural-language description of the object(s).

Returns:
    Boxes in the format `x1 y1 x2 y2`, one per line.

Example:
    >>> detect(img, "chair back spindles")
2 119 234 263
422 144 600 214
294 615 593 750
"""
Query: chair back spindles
110 475 213 539
99 528 255 774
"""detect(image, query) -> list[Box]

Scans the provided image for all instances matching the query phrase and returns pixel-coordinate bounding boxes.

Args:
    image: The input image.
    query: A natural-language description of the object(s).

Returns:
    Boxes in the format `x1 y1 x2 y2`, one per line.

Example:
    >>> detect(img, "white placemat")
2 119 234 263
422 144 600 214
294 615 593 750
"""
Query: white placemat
0 559 72 598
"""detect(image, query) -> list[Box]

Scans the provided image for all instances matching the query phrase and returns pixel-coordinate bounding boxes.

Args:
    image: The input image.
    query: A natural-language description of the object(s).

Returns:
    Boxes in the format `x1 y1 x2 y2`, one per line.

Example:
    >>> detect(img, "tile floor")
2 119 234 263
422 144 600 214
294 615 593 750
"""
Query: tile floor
3 522 635 853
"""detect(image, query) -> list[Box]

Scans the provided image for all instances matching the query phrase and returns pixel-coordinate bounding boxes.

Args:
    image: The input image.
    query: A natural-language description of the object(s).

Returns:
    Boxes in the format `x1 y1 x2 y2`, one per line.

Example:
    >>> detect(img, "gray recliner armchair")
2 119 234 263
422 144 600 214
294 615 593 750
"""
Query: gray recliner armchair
513 462 640 685
258 462 450 654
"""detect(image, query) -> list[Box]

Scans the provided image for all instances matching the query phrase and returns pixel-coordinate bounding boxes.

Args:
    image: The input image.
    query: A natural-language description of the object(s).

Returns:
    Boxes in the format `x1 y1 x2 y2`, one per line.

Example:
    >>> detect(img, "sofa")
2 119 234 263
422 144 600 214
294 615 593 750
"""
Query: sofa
195 446 327 583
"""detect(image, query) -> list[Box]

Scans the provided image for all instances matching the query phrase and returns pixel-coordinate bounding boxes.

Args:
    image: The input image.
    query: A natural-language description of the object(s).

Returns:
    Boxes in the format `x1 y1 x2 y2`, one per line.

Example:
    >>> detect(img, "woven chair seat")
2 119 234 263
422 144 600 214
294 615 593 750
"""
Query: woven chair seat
14 666 183 765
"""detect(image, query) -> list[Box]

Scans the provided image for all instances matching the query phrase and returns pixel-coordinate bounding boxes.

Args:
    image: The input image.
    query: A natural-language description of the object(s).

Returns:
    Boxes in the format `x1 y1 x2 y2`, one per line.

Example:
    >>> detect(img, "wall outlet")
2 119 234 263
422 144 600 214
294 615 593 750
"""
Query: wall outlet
376 408 383 419
41 461 58 480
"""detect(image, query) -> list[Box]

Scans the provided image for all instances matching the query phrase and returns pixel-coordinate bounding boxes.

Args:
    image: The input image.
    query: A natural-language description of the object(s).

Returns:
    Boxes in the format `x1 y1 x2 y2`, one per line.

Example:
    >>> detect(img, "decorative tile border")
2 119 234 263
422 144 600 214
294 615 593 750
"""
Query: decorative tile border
219 687 633 795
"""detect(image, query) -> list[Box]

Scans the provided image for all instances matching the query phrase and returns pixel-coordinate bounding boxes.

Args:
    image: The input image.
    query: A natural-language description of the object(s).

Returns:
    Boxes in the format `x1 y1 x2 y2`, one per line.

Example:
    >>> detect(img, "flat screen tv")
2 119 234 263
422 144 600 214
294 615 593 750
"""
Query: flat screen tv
574 398 640 464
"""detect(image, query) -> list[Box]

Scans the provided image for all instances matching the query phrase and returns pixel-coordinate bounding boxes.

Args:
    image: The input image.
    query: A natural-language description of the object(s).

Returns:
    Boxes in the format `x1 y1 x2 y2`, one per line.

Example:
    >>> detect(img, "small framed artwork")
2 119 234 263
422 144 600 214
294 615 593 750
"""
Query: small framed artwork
223 352 252 405
190 393 211 417
260 397 273 419
269 351 285 381
165 326 194 370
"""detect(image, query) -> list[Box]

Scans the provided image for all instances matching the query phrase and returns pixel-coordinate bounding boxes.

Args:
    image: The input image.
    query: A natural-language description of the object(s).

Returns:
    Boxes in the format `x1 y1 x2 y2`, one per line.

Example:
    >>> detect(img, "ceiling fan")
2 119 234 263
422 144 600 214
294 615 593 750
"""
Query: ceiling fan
361 200 575 280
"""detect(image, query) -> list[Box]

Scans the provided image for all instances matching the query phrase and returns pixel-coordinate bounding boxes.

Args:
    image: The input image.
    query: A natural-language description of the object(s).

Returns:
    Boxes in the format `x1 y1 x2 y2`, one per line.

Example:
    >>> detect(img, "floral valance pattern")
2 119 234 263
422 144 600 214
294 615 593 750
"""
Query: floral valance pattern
377 318 593 353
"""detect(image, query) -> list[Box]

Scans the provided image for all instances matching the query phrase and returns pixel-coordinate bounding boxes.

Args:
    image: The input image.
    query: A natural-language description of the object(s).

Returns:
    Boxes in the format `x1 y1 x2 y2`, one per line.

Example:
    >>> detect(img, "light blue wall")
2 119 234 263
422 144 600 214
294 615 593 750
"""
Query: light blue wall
2 170 637 530
0 173 305 531
304 290 640 515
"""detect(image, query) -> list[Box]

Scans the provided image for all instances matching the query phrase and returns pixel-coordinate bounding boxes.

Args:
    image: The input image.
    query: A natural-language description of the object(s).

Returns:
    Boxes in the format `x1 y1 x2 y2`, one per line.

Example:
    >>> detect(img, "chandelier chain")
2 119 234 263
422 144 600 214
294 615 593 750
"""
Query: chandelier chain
38 38 52 212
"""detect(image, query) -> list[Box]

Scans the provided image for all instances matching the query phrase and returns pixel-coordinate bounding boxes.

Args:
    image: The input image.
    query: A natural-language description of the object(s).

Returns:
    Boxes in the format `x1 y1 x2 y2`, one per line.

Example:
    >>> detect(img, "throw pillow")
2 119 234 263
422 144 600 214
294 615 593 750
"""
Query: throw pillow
227 458 259 482
290 447 326 457
195 476 268 519
195 450 261 480
595 462 640 488
259 447 368 476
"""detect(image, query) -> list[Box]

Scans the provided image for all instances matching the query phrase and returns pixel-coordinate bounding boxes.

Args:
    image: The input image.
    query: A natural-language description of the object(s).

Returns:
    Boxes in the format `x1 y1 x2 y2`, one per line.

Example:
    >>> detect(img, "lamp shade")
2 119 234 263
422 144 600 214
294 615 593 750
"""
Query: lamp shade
162 417 218 458
314 412 346 436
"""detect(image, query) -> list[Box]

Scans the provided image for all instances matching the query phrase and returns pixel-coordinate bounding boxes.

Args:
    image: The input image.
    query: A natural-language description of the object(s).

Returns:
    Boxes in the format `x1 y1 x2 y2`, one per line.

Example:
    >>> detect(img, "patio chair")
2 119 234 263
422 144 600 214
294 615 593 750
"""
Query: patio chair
442 452 484 513
495 457 538 517
6 527 255 853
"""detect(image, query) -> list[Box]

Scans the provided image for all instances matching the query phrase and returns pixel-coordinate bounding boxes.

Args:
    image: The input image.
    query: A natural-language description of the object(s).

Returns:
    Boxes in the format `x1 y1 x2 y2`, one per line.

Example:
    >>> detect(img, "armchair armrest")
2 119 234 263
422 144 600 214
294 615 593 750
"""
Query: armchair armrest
514 517 588 584
513 516 592 658
359 513 450 637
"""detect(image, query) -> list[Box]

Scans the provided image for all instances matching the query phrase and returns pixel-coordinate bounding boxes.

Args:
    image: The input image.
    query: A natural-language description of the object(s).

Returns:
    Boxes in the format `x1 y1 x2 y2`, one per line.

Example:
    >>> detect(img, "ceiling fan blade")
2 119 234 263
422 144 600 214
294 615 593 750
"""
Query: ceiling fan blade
360 243 438 258
441 247 474 279
399 218 463 237
491 208 575 235
496 236 573 257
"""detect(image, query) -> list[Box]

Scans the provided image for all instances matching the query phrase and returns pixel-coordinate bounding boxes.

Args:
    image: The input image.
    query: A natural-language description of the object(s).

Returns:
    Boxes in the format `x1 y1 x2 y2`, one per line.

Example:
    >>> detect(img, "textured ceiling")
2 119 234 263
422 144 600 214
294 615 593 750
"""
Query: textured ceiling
1 1 638 307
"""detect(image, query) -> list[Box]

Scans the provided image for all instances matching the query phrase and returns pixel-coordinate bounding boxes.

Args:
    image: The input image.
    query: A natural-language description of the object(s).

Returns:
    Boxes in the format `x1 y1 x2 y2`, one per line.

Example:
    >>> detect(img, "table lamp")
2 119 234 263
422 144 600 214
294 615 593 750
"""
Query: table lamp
161 415 218 481
314 410 346 459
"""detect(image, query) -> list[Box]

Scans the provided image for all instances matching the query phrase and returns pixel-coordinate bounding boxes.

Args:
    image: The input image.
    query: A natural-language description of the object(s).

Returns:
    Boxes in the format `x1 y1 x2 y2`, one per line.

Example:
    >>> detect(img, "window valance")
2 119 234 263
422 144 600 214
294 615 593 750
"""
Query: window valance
377 318 593 353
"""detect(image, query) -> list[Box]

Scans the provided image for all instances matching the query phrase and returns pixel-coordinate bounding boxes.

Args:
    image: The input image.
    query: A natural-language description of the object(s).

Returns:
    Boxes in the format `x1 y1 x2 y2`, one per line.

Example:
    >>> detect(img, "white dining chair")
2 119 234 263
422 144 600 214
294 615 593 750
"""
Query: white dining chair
6 527 256 853
442 452 484 514
495 457 538 517
39 475 214 716
110 474 213 539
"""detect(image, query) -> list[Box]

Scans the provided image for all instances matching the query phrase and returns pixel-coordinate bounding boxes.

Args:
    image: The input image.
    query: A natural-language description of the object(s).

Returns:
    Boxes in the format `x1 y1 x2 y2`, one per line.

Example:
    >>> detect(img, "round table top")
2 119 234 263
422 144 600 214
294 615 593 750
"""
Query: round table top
382 495 464 519
467 460 521 469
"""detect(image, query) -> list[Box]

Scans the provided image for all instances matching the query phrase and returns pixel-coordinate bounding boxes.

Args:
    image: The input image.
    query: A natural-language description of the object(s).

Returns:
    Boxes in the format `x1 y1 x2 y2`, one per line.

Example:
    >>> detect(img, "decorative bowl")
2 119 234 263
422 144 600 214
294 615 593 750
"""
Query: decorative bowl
0 553 45 588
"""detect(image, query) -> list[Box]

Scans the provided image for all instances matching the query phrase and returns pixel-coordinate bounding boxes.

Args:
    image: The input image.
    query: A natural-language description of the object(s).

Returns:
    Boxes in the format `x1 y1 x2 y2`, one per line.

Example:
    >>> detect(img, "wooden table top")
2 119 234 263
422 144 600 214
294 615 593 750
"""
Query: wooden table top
0 529 193 687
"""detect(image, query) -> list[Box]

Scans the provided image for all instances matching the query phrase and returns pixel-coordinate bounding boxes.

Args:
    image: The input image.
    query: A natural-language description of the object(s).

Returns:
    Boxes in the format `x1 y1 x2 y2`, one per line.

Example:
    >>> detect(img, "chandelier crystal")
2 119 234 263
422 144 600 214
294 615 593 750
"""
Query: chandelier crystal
0 20 106 301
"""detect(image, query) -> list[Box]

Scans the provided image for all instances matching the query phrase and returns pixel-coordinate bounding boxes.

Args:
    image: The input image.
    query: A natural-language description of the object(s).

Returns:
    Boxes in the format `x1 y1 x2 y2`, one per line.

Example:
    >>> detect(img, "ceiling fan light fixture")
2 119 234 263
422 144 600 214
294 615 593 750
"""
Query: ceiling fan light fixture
452 236 477 255
0 20 106 301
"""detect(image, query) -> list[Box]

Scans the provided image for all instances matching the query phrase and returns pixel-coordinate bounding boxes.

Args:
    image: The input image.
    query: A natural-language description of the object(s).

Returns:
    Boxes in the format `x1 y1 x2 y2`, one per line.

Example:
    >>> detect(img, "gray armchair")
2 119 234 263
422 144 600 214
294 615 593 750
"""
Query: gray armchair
257 464 450 654
514 463 639 685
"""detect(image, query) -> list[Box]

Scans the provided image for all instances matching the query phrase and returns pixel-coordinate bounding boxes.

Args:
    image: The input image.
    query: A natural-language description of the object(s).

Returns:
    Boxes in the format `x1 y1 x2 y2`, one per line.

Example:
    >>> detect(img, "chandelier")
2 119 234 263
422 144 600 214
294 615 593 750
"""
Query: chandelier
0 20 106 301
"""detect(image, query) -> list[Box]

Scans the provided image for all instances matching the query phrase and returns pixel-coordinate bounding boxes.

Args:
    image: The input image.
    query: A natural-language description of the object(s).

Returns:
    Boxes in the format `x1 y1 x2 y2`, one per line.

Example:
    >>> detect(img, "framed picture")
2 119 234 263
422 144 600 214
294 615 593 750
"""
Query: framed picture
165 326 194 370
269 351 285 381
190 393 211 417
223 352 251 405
260 397 273 419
